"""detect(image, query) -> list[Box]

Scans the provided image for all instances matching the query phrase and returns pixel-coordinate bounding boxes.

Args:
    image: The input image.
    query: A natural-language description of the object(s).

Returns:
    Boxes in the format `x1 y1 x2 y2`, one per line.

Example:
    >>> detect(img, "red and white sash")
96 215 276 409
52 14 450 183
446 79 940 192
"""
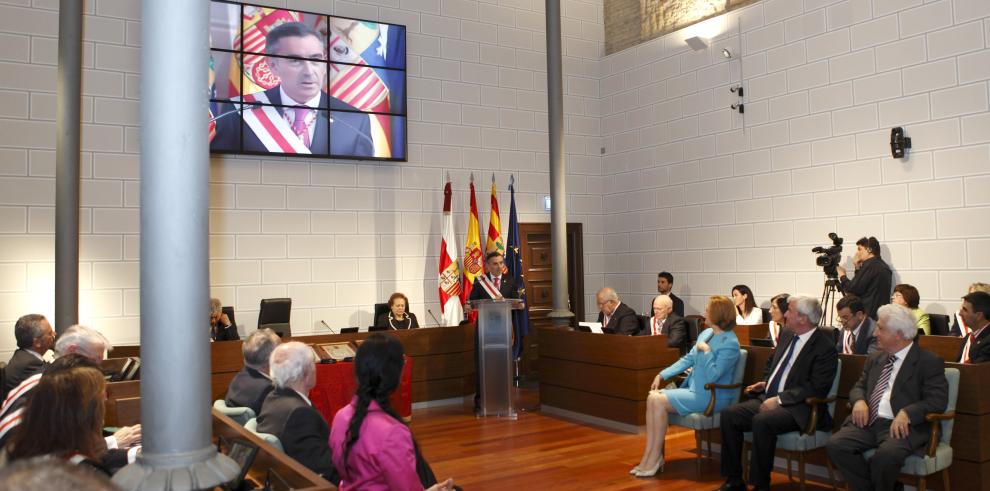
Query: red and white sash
768 321 780 346
956 312 971 337
241 92 311 154
1 373 40 416
652 316 663 336
477 275 503 299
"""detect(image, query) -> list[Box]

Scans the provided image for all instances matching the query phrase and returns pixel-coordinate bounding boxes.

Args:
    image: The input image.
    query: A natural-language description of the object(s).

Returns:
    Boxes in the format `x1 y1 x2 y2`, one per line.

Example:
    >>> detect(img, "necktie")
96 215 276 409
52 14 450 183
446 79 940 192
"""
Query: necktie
868 355 897 425
494 276 500 289
291 107 312 148
845 332 855 354
766 335 798 397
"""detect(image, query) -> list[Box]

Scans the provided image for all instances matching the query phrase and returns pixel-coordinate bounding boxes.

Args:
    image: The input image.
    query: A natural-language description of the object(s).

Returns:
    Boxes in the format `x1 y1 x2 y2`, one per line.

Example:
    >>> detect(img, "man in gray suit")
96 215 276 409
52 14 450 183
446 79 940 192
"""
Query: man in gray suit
836 295 879 355
826 304 948 491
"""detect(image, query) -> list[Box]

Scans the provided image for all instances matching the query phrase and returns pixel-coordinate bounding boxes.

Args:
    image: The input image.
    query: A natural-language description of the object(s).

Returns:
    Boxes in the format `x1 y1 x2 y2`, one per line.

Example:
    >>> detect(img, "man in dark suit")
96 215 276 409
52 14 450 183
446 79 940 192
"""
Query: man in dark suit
209 298 239 342
956 291 990 363
225 328 280 415
717 296 839 491
836 295 879 355
210 22 373 157
826 304 948 491
466 251 521 412
640 294 688 352
837 237 893 319
257 342 338 483
3 314 54 398
596 287 639 335
657 271 685 317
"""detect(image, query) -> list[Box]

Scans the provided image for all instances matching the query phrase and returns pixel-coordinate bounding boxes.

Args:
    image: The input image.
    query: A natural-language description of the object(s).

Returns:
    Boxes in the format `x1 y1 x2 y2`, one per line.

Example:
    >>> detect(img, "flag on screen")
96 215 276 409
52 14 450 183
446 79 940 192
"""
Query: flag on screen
228 7 301 97
438 178 463 326
462 174 484 311
485 174 505 258
209 53 218 142
506 175 530 358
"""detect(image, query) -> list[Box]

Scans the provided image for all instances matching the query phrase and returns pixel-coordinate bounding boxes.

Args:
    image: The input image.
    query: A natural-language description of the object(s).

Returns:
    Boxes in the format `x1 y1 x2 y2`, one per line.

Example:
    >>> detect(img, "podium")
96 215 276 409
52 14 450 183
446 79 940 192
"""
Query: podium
471 298 524 418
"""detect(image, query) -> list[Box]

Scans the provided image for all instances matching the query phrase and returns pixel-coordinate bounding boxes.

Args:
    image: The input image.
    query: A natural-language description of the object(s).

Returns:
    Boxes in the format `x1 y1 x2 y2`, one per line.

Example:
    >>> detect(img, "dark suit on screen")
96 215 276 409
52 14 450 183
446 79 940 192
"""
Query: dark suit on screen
835 317 879 355
720 328 838 489
211 88 373 157
2 349 45 398
639 313 689 352
257 387 338 483
596 302 639 336
826 343 948 491
956 323 990 363
224 366 273 416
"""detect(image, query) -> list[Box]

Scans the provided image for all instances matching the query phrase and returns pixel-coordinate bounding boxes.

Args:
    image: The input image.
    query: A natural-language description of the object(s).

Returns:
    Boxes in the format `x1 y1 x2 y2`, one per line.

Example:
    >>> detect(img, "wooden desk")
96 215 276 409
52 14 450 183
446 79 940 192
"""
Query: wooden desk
212 408 335 491
105 380 140 427
114 326 476 405
537 327 681 428
919 335 964 362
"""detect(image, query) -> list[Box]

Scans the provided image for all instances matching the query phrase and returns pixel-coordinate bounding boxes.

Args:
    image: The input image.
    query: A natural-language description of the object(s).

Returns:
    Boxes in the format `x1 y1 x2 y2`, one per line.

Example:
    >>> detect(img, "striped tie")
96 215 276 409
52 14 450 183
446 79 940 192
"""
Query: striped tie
867 354 897 425
844 332 854 354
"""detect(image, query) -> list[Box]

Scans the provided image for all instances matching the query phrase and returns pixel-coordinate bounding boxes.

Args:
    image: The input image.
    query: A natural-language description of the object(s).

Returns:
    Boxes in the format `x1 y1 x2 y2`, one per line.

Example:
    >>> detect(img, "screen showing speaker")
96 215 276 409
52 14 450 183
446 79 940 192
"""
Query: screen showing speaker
209 1 407 160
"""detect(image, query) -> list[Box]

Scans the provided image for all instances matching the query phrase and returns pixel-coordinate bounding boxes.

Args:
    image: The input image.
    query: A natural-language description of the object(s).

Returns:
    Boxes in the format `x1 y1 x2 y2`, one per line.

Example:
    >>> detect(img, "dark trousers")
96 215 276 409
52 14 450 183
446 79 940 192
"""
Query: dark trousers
720 398 801 488
826 419 914 491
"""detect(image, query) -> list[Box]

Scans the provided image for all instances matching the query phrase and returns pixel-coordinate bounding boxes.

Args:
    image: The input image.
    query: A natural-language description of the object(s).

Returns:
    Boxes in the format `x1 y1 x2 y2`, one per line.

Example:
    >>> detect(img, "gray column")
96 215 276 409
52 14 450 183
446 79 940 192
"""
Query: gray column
545 0 575 327
54 0 83 334
112 0 237 488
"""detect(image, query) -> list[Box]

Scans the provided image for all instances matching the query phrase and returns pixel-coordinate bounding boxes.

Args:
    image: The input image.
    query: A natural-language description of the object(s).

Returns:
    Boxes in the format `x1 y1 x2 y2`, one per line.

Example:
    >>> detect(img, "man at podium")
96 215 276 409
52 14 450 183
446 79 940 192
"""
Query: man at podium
466 251 520 413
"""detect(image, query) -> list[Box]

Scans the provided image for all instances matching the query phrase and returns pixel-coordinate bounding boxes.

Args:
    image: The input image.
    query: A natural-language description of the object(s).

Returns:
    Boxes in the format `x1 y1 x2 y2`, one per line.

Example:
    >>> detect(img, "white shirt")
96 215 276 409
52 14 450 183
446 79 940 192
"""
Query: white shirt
293 388 313 406
766 328 817 393
736 307 763 325
842 318 865 354
279 87 321 144
25 349 44 362
878 343 913 420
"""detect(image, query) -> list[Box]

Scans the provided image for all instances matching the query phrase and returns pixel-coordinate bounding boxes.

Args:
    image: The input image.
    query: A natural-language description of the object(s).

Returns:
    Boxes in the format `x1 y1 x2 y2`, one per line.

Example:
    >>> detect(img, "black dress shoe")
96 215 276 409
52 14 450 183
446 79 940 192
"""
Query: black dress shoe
714 481 747 491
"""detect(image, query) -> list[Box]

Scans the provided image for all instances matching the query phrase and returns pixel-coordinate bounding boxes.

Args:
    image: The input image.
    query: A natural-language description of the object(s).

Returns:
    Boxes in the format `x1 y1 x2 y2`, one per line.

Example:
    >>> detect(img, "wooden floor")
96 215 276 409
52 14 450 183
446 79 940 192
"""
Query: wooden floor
410 387 837 490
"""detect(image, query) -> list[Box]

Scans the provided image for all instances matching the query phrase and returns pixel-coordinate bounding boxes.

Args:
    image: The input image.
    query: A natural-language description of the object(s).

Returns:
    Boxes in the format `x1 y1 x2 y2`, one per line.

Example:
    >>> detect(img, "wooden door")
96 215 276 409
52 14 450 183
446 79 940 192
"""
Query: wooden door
518 222 584 375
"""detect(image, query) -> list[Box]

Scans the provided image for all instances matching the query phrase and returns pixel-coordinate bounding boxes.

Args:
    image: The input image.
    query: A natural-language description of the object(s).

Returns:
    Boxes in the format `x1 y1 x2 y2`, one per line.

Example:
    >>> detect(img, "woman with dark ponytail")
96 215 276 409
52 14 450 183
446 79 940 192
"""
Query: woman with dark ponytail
329 334 455 491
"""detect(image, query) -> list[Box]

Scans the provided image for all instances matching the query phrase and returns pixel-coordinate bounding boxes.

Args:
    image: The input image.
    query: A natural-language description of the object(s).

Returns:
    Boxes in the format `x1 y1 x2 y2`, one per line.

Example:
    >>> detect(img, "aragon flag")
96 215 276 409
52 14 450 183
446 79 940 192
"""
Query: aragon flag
438 177 463 326
462 174 484 311
485 174 505 258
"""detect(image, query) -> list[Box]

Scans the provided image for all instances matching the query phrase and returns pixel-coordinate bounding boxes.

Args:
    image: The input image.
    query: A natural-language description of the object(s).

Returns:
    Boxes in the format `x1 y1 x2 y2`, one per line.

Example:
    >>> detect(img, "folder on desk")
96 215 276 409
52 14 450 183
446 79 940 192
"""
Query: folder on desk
577 322 603 334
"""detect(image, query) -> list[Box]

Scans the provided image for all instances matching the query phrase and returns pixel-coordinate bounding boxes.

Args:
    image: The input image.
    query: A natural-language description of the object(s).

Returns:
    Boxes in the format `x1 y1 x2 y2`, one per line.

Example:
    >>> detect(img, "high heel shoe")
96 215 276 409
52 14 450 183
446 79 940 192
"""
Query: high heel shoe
634 457 665 477
629 466 640 475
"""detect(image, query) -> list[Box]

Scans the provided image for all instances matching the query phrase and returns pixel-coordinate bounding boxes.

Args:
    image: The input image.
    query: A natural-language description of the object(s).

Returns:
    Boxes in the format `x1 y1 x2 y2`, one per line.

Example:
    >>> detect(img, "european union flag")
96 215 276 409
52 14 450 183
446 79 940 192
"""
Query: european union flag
506 175 529 358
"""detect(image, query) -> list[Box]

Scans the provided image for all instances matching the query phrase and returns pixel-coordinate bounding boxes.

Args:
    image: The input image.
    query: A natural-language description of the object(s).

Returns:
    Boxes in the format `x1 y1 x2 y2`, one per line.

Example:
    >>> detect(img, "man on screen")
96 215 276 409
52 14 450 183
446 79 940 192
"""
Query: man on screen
211 22 373 157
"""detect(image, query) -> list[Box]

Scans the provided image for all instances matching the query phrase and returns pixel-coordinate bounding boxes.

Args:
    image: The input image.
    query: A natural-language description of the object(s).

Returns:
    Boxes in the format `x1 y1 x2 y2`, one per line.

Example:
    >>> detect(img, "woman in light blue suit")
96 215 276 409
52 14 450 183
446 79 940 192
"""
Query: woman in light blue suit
632 295 741 477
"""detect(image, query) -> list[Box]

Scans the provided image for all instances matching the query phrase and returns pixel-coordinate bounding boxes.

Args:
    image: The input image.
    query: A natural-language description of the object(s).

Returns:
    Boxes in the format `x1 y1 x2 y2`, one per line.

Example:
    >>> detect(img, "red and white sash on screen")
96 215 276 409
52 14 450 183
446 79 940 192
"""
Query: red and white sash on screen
477 275 503 299
241 92 311 154
956 312 971 337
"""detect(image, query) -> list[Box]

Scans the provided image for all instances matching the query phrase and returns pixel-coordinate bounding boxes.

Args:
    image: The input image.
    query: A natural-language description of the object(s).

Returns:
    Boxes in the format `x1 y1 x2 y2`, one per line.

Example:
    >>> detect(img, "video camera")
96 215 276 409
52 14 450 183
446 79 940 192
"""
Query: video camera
812 233 843 279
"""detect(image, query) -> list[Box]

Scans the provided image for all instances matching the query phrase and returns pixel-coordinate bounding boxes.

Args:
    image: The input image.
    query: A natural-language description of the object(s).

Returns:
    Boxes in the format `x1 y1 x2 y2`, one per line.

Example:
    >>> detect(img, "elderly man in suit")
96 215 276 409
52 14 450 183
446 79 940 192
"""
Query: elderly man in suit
595 287 639 335
640 294 688 352
257 342 338 483
717 296 839 491
826 304 948 491
225 328 281 415
3 314 54 398
836 295 879 355
956 291 990 364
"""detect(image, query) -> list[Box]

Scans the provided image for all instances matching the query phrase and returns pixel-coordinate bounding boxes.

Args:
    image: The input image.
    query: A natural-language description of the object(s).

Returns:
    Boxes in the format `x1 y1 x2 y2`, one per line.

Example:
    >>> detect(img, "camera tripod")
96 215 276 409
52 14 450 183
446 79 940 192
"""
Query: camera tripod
820 275 841 327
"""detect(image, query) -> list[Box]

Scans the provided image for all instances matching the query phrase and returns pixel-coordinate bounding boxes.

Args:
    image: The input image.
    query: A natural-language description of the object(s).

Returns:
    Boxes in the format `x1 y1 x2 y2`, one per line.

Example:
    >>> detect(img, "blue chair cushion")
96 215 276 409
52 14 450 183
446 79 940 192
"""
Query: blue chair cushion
669 412 720 431
862 444 953 476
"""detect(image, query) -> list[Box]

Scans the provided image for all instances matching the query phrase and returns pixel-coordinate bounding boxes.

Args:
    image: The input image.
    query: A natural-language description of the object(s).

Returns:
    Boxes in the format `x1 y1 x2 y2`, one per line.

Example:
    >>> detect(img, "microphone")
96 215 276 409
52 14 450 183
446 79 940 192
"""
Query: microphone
209 101 263 123
427 309 442 327
320 320 337 334
328 112 376 149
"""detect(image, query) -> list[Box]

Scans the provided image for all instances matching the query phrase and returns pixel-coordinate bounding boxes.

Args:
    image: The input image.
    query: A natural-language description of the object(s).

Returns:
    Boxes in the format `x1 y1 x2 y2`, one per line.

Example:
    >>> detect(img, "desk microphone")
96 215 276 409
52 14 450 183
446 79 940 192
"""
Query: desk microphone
426 309 442 327
320 320 337 334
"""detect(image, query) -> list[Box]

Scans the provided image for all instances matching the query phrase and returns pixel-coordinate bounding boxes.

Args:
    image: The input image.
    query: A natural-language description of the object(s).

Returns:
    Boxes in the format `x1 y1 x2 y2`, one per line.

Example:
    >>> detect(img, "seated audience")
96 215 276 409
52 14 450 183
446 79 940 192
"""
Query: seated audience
209 298 239 341
766 293 789 346
835 295 878 355
731 285 762 325
826 304 948 491
891 284 930 335
6 365 113 475
957 291 990 364
640 295 687 351
330 334 455 490
225 328 280 415
0 456 119 491
595 287 639 335
718 296 838 491
631 296 740 477
375 292 420 330
257 341 337 483
951 282 990 336
656 272 684 317
3 314 54 398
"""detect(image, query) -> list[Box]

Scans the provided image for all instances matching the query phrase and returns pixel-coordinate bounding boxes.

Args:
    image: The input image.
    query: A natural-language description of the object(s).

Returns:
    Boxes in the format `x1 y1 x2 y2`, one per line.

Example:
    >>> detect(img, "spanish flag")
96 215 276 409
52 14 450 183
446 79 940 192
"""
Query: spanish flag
485 174 505 257
462 174 484 306
228 8 301 97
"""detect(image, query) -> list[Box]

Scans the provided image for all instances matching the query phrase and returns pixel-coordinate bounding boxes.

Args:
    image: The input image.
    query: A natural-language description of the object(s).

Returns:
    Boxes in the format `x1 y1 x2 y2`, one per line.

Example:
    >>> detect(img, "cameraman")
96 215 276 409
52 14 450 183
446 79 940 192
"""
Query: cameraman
836 236 892 319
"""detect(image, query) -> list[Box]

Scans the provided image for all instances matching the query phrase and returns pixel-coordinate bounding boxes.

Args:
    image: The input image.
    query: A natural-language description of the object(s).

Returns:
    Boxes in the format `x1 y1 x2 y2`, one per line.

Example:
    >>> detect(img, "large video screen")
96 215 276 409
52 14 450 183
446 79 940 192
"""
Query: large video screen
209 1 407 160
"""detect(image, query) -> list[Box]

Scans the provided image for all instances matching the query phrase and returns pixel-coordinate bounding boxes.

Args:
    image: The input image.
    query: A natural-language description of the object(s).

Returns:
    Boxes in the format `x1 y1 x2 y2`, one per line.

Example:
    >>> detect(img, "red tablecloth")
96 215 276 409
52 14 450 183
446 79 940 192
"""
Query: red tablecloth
308 357 413 423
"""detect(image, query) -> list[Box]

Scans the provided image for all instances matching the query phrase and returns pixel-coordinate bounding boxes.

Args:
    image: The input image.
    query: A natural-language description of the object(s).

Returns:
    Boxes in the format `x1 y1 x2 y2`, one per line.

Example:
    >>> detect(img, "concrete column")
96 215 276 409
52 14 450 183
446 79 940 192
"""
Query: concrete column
545 0 575 327
54 0 82 334
113 0 238 488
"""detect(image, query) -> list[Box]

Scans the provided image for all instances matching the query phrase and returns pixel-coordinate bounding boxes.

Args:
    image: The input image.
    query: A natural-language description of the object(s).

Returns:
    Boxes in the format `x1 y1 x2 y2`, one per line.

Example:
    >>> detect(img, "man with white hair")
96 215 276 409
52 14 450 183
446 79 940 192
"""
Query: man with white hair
641 294 688 352
257 342 337 483
717 296 839 491
595 287 639 335
225 328 280 415
826 304 948 491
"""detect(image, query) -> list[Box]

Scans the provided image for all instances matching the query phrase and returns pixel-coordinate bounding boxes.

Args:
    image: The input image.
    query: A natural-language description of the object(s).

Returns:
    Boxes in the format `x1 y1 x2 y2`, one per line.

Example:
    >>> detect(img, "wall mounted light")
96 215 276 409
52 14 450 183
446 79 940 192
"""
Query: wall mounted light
685 36 709 51
890 127 911 159
730 85 744 97
731 103 744 114
722 48 732 58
